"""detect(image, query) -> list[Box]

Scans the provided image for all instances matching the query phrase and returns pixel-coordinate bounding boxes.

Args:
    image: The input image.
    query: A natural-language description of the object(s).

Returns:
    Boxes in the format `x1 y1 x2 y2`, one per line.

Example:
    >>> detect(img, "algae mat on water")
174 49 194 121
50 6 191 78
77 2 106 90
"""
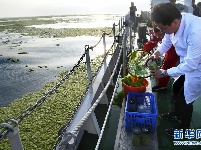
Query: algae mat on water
0 56 104 149
0 15 118 38
0 15 116 149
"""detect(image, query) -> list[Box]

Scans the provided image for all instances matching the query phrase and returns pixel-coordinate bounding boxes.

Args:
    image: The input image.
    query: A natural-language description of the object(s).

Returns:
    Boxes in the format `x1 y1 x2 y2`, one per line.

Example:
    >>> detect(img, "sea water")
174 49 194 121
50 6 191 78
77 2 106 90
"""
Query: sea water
0 14 118 107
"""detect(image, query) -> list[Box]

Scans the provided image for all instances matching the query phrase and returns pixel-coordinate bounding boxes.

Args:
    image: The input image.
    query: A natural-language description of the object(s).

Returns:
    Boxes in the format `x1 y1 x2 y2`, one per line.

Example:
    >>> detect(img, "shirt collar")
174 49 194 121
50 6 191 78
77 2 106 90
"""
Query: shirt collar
174 14 185 37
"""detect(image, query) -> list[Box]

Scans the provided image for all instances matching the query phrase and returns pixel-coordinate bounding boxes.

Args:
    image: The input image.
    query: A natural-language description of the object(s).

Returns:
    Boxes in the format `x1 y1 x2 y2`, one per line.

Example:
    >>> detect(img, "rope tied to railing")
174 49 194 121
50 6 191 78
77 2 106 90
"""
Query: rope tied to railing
53 41 114 150
95 65 122 150
89 29 114 50
56 47 123 150
89 33 104 50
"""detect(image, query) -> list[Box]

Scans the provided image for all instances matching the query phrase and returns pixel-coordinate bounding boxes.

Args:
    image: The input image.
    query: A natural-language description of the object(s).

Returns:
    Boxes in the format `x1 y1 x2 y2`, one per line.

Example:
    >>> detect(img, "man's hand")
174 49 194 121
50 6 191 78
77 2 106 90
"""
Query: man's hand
150 69 165 78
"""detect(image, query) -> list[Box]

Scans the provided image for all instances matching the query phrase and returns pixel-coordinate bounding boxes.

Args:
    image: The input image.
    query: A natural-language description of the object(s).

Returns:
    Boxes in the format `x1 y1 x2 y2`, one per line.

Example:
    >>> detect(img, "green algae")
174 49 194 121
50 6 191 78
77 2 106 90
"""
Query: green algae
0 14 116 149
0 56 104 149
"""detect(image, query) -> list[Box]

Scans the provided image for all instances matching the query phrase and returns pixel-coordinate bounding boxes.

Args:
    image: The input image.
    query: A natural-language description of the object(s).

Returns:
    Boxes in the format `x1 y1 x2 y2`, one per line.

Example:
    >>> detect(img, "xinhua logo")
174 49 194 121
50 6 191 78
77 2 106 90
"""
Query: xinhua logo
173 129 201 145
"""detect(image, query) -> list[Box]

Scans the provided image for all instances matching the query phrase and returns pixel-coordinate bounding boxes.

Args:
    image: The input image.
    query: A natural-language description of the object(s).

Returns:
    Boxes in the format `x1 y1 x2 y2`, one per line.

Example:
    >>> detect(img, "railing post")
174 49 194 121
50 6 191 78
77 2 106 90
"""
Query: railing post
120 17 122 33
85 45 93 93
123 33 127 77
118 20 121 33
121 17 124 34
113 23 116 50
121 17 123 31
102 33 107 72
1 121 24 150
129 20 132 53
7 127 23 150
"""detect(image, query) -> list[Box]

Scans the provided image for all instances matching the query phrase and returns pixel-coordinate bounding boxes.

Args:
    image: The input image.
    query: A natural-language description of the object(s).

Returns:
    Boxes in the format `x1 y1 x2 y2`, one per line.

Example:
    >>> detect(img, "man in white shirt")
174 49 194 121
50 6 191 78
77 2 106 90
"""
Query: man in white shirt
124 13 130 37
130 2 137 26
150 3 201 136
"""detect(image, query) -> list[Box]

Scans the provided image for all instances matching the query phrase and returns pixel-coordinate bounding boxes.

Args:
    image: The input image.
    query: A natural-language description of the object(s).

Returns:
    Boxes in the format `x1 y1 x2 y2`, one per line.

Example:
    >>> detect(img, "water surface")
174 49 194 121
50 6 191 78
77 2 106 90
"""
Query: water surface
0 18 114 107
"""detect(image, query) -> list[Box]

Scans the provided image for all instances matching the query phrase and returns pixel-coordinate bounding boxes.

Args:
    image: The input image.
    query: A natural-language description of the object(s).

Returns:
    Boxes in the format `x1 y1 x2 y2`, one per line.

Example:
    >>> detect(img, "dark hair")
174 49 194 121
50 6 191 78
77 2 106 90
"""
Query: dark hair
151 3 182 26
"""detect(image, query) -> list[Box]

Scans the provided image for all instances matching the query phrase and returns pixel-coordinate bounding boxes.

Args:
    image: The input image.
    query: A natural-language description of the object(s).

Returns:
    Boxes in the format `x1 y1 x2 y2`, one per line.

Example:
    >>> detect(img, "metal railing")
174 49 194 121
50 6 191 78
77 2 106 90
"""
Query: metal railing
0 15 131 150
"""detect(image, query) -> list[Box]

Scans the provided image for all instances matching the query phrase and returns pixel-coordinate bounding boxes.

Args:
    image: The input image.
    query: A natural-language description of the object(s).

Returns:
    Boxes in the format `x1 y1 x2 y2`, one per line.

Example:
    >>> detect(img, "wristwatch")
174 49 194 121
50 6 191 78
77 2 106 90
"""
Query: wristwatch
161 70 167 78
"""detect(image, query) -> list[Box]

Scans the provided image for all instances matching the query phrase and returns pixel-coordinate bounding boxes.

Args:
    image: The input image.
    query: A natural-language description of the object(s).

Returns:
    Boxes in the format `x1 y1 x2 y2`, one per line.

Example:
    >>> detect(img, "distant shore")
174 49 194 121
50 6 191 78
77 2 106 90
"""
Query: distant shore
0 14 121 38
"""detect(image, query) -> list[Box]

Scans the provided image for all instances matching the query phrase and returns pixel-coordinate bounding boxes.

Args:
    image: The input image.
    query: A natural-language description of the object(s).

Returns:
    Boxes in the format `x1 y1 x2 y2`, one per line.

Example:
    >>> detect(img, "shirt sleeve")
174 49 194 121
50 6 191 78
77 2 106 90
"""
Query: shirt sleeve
157 34 172 56
167 31 201 77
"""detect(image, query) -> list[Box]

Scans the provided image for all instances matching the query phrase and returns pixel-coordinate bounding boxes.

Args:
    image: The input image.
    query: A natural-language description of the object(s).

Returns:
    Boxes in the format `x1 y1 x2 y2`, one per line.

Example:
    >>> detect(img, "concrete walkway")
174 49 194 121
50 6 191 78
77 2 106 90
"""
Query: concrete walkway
114 77 159 150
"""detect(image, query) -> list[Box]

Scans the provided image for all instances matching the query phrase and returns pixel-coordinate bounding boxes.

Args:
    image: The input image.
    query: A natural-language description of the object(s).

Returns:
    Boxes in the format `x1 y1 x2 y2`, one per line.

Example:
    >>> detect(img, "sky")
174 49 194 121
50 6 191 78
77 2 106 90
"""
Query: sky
0 0 151 18
0 0 201 18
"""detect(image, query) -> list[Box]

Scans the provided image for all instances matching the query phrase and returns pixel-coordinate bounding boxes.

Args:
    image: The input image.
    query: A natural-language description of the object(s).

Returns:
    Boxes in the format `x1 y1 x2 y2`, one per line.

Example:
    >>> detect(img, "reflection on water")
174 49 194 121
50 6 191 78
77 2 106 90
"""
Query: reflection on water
27 21 116 29
27 14 121 29
0 33 113 107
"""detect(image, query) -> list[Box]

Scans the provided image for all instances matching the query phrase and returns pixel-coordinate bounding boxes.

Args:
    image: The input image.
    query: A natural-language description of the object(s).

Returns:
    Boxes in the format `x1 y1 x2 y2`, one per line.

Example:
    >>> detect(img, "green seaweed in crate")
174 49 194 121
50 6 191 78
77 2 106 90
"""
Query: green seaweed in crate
121 75 144 87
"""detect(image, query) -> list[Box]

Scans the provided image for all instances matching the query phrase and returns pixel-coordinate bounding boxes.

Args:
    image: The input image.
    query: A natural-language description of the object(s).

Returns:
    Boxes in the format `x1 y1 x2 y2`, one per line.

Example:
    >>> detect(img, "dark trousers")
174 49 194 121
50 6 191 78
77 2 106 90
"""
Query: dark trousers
172 75 193 129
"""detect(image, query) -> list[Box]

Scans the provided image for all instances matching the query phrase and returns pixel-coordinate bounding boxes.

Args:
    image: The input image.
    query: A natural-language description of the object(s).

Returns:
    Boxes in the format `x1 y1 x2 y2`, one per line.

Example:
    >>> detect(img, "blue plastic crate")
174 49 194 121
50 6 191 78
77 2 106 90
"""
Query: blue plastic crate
124 92 158 133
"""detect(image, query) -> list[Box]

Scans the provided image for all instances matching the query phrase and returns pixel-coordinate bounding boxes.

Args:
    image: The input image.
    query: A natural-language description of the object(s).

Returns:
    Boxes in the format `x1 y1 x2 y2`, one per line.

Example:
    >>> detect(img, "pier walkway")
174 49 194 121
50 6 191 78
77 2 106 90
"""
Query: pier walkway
114 77 159 150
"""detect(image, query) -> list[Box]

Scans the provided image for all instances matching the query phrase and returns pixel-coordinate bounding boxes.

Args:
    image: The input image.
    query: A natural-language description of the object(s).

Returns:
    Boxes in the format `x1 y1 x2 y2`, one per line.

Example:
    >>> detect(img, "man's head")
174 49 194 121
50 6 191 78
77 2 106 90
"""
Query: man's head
151 3 182 34
169 0 176 4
